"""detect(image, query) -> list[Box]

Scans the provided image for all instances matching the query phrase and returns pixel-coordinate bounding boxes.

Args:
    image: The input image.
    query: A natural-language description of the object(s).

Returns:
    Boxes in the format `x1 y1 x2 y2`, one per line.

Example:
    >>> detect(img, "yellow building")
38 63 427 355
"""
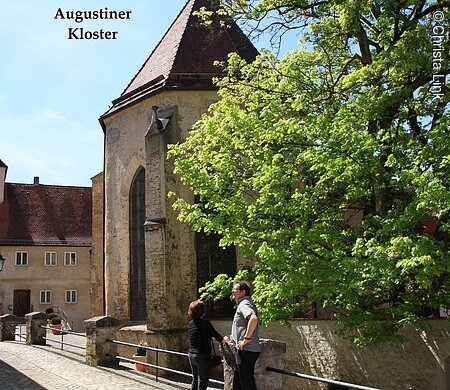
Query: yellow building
0 160 92 331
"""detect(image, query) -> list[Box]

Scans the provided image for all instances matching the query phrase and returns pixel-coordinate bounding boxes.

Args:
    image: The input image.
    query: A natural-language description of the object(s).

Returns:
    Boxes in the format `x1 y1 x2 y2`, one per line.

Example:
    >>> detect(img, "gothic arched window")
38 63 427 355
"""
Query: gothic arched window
129 167 147 321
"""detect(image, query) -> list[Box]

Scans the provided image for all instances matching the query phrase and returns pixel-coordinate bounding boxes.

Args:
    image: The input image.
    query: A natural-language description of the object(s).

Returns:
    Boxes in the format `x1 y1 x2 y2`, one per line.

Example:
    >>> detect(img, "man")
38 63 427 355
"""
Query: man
229 281 261 389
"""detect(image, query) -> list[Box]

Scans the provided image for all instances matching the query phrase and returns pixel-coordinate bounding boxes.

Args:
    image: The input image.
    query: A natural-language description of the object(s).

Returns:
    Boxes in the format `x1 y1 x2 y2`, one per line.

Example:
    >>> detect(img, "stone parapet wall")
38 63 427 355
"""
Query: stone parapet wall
212 318 450 390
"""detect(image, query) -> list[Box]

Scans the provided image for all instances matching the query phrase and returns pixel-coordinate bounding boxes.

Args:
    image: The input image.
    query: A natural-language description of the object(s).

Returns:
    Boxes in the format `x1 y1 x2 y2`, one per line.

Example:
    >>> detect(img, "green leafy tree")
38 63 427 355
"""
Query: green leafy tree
168 0 450 345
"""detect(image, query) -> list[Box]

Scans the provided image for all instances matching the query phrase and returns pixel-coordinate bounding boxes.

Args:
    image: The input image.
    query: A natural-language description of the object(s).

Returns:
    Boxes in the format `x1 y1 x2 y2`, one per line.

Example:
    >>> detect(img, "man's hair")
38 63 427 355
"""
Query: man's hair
188 299 206 319
235 281 251 296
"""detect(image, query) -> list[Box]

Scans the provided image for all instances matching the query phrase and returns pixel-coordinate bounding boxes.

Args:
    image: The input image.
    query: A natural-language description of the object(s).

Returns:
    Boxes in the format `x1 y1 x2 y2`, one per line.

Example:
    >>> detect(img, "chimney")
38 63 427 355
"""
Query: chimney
33 176 40 186
0 159 8 205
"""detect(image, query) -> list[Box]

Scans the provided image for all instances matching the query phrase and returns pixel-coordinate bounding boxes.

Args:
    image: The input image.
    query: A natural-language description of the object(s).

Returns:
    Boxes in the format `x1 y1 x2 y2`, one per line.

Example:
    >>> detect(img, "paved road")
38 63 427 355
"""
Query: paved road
0 339 190 390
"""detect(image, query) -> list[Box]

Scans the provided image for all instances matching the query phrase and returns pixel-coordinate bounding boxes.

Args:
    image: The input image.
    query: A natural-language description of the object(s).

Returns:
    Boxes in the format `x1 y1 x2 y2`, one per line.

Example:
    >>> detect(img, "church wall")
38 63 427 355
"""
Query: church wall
163 90 220 329
103 103 143 321
103 101 156 321
90 172 104 317
102 89 249 329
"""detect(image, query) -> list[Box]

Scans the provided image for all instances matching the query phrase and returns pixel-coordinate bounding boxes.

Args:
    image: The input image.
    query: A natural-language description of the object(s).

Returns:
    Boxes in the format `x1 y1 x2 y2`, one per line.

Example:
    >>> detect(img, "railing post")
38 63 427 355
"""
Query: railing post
25 312 47 345
156 345 159 382
221 338 286 390
84 316 120 367
0 314 20 341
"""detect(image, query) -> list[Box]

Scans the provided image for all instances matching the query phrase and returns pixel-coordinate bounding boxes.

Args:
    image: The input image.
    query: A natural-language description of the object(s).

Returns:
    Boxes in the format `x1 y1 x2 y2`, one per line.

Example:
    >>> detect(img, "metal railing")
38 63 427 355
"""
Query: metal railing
266 366 382 390
55 307 72 331
108 338 224 387
40 325 86 352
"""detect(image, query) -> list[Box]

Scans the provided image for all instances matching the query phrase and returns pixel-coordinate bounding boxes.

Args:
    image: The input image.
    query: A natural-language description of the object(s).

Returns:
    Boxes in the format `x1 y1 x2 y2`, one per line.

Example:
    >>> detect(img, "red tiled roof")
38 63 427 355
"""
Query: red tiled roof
0 183 92 246
101 0 258 118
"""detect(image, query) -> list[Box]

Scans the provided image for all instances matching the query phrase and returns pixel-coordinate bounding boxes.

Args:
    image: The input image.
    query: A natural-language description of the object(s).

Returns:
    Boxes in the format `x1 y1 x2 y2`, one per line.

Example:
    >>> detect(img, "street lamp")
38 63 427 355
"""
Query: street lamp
0 254 6 272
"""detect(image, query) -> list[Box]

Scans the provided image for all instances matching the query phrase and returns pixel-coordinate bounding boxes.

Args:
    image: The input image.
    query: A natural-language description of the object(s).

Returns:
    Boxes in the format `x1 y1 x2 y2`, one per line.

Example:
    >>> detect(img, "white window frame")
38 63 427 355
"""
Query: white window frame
65 290 78 304
64 252 77 266
15 251 29 266
44 252 57 267
40 290 52 304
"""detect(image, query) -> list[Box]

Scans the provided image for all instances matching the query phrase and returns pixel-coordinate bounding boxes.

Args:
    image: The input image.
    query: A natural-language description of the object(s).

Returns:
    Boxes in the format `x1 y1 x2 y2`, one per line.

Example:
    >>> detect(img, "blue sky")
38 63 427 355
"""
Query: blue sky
0 0 299 187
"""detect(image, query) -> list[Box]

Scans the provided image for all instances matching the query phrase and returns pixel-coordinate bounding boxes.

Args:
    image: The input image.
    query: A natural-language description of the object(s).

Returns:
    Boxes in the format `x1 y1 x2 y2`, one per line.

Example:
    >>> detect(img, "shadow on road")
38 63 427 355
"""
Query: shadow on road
0 359 46 389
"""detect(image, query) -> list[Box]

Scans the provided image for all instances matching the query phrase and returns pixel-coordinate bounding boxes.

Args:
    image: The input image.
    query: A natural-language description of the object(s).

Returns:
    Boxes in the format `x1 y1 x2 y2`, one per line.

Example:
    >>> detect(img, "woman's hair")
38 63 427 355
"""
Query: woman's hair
188 299 206 319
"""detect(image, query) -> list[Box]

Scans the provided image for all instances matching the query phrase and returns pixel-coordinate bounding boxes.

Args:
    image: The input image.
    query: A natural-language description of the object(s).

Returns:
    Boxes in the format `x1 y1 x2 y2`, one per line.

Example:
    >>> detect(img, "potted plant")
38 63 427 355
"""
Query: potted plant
133 341 148 371
47 312 58 324
49 316 63 335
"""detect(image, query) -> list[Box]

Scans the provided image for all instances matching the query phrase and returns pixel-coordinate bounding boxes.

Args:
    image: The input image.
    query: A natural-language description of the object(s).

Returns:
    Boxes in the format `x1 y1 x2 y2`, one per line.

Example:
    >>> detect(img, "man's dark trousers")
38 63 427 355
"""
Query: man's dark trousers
233 349 260 390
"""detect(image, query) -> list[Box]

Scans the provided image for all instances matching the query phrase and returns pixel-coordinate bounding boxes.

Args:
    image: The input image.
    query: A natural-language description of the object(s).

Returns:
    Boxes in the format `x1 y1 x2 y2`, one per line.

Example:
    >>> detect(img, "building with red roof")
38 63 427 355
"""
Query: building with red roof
0 162 92 331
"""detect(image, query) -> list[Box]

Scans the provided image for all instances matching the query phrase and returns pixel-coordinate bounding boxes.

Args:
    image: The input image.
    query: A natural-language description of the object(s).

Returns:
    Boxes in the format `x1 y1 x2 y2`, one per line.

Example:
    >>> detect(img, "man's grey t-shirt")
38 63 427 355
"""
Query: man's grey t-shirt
231 296 261 352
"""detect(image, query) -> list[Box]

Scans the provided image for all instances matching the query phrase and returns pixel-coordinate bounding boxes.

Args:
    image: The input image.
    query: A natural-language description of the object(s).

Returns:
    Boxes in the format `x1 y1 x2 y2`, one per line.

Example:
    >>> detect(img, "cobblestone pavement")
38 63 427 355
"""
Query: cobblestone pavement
0 329 191 390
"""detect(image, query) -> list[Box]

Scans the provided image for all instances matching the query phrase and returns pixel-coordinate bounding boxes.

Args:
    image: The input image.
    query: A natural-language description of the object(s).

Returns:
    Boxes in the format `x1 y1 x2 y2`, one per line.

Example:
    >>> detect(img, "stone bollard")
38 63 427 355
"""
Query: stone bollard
0 314 21 341
255 339 286 388
25 312 47 345
221 338 286 390
84 316 120 367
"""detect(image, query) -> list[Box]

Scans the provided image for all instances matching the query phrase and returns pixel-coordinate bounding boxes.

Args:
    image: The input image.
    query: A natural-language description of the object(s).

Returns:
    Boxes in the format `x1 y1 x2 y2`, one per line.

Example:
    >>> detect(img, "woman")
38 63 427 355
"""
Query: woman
188 299 225 390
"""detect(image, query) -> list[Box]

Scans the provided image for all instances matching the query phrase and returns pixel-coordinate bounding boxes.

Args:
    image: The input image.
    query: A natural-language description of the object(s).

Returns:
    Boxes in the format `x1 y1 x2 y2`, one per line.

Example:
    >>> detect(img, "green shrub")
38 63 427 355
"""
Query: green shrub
47 313 58 320
50 317 62 325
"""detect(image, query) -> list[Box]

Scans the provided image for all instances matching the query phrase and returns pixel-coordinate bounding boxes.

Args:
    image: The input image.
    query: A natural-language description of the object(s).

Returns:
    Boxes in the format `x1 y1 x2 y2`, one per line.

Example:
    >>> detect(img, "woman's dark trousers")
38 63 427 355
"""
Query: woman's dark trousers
189 353 210 390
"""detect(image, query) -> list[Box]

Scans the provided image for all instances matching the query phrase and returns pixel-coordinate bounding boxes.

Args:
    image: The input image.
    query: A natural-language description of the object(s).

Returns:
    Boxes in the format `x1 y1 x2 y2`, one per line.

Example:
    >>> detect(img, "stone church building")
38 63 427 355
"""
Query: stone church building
93 0 258 354
91 0 450 388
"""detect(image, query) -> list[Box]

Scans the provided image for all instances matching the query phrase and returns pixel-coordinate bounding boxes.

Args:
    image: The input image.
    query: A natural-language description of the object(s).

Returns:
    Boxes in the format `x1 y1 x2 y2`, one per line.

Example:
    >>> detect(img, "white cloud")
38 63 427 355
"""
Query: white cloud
36 108 64 123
